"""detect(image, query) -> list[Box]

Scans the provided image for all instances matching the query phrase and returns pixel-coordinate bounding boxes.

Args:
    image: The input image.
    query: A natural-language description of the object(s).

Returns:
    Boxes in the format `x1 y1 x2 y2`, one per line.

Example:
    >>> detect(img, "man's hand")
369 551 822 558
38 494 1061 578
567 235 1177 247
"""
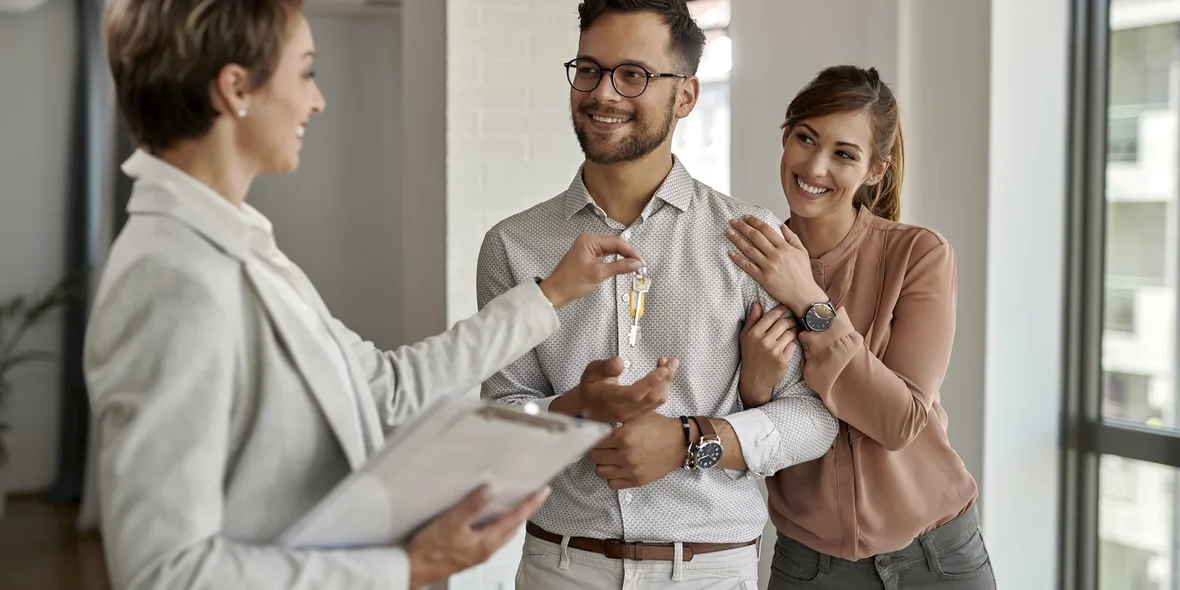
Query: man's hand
406 485 550 589
551 357 678 423
539 232 644 308
586 412 686 489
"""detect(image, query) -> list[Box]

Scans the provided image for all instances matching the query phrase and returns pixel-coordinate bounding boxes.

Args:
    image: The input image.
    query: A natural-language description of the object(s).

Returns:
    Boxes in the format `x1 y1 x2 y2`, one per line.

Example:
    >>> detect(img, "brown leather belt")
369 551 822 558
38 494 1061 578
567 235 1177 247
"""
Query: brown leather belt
525 522 758 562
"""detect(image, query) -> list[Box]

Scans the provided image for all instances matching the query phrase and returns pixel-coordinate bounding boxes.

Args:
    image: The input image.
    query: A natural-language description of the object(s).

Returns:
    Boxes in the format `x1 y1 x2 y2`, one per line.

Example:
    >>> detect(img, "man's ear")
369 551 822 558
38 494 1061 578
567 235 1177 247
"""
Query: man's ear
674 76 700 119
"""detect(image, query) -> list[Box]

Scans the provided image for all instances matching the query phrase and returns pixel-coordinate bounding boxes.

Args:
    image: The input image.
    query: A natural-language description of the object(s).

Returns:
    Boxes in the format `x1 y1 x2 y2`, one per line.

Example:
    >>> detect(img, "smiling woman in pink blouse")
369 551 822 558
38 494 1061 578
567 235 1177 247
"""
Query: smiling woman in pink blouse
725 65 996 589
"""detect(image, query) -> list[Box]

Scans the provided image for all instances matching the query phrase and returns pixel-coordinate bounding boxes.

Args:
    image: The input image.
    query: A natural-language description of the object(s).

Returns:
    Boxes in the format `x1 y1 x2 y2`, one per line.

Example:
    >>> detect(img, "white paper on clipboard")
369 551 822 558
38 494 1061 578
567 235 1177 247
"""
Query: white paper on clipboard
278 396 611 550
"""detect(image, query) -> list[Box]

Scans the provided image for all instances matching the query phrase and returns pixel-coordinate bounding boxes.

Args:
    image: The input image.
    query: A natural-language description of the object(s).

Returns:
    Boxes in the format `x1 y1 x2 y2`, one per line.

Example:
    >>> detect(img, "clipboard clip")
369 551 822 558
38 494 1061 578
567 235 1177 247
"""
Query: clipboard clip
474 404 571 433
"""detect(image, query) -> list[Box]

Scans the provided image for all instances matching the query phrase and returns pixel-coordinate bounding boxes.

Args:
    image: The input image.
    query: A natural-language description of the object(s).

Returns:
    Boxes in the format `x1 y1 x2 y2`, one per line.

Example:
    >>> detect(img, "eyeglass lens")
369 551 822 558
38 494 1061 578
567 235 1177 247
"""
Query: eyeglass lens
567 59 649 97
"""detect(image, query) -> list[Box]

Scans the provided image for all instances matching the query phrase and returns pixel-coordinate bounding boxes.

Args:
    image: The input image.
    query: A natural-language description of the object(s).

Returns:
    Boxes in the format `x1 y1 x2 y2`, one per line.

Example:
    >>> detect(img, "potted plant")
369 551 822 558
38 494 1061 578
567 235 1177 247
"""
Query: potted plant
0 271 84 519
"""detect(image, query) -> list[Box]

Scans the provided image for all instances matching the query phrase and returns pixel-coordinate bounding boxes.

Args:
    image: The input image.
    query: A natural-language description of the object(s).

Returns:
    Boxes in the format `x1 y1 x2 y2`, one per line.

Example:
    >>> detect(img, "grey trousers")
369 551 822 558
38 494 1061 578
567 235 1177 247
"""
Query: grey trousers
768 507 996 590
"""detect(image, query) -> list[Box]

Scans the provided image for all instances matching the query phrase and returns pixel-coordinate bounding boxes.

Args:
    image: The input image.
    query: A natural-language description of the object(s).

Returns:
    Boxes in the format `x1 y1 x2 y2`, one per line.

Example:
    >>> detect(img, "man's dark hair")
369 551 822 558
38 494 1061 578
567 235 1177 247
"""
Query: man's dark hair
577 0 707 75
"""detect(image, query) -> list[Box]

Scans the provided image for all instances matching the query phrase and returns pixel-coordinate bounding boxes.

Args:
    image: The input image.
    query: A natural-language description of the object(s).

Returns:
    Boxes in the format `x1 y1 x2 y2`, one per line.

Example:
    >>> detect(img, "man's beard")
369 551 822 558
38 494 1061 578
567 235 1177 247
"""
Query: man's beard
572 92 676 165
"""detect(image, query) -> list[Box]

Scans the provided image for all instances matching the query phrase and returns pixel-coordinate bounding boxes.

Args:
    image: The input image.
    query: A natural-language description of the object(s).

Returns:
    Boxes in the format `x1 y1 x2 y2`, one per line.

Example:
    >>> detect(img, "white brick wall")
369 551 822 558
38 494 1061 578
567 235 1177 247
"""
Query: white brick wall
443 1 584 588
446 0 583 326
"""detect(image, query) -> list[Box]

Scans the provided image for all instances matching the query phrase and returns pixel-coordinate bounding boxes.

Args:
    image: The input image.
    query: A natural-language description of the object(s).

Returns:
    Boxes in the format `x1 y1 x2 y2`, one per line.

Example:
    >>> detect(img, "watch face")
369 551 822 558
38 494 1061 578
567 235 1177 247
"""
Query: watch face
805 303 836 331
695 441 723 469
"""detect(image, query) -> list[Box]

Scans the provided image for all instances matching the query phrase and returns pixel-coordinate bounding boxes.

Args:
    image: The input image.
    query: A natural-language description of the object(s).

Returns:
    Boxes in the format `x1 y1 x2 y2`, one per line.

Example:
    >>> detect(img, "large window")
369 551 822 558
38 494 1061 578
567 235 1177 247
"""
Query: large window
1068 1 1180 589
674 0 730 194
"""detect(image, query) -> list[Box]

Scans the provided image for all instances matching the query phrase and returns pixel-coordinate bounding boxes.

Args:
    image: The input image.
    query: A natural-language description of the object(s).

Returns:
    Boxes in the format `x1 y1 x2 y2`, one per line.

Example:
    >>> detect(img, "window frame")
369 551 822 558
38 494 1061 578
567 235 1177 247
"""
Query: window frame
1064 1 1180 589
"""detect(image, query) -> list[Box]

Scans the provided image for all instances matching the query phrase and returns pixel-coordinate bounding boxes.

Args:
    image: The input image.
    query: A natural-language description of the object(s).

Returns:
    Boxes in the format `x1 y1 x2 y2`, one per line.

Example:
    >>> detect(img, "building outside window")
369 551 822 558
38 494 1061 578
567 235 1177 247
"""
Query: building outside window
675 0 730 194
1072 1 1180 589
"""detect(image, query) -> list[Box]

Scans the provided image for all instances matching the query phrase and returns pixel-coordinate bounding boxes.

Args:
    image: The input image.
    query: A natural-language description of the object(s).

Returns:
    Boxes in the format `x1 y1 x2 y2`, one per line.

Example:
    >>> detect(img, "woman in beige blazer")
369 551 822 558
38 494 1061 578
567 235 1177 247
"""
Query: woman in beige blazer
84 2 664 589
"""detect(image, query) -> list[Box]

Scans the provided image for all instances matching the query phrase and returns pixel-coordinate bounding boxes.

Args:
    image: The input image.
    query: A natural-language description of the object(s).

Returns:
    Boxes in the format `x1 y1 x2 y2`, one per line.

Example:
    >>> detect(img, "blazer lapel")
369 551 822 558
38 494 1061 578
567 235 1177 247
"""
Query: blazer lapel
280 264 387 453
124 170 370 470
244 262 368 470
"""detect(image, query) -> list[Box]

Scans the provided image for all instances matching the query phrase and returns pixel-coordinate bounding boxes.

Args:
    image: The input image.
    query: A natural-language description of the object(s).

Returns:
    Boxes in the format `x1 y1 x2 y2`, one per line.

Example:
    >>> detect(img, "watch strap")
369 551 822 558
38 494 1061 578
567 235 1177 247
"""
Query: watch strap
693 416 719 441
680 416 694 469
796 309 811 331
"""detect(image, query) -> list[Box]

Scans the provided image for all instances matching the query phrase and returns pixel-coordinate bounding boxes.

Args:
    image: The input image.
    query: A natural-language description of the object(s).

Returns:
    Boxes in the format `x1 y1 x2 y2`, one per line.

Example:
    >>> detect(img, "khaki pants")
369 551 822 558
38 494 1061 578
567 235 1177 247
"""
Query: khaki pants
514 532 761 589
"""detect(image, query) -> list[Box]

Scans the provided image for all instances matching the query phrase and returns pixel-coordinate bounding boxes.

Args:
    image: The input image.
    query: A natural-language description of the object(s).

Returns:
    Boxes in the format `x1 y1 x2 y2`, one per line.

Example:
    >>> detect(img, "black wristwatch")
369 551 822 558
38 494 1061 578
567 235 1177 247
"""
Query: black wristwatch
797 301 837 332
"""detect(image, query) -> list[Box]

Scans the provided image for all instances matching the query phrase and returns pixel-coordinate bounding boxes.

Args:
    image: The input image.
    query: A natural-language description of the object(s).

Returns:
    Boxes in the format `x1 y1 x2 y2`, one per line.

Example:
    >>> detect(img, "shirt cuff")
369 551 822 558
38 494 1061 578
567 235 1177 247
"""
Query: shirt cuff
799 309 856 363
725 408 780 478
534 395 560 414
391 547 411 590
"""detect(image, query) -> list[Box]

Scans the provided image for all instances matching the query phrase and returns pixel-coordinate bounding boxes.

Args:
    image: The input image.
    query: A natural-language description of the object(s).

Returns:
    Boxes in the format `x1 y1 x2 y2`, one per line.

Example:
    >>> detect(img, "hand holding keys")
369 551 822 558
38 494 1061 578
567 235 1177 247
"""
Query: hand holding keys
628 267 650 347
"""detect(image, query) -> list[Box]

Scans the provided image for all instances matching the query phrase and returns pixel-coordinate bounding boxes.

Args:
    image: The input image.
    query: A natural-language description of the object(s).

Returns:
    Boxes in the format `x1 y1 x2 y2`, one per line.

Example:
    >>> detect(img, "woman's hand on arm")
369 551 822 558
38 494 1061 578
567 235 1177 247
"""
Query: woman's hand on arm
726 216 828 316
737 302 798 408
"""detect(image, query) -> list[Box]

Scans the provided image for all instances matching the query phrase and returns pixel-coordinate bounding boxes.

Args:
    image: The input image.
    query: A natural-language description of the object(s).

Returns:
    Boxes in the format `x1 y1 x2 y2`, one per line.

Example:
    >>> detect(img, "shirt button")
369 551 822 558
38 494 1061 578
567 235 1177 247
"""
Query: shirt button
622 229 632 239
621 292 629 302
625 492 633 503
623 359 632 369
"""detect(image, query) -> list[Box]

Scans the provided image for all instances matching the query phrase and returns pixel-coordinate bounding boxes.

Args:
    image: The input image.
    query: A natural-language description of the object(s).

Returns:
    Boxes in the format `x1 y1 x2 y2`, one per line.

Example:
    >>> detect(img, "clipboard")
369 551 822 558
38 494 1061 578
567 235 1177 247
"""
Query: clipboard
278 396 611 550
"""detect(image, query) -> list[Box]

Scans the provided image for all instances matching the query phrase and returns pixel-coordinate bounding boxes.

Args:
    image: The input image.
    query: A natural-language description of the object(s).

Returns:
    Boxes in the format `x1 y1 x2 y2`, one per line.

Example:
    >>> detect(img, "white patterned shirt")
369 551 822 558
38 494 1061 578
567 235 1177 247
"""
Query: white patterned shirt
477 156 838 544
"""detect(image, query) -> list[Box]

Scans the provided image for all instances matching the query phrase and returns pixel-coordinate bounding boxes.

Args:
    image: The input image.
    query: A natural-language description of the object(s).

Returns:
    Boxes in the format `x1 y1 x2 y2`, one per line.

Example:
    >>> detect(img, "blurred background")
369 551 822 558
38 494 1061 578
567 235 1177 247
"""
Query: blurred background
0 0 1170 588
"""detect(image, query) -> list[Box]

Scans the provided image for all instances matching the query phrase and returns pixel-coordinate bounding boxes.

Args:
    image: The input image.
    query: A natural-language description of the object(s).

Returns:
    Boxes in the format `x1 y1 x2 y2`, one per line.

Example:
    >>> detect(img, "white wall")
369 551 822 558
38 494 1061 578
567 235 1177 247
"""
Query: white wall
0 0 76 494
444 0 583 326
981 0 1069 587
732 1 1069 588
251 7 404 350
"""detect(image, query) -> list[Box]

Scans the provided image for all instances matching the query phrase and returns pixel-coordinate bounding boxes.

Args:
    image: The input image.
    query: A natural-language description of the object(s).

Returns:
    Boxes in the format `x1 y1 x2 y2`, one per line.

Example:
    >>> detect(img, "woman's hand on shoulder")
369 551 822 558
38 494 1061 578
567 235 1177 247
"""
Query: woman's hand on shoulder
726 216 825 315
738 302 797 408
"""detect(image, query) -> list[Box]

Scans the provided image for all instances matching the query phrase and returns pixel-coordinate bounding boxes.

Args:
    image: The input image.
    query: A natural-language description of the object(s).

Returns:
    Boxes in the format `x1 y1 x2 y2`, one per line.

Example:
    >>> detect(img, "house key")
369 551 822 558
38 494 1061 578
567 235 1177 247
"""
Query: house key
628 267 650 346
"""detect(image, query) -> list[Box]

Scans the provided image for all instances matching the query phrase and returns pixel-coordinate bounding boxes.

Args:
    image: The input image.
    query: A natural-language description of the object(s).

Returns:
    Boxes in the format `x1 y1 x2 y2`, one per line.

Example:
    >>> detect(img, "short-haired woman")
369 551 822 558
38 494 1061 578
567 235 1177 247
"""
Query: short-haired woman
87 2 648 588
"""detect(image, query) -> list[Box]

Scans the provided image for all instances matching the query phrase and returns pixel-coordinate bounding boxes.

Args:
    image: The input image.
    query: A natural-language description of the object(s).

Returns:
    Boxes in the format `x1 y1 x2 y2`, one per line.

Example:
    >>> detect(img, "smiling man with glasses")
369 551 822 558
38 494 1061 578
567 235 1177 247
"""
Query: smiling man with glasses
477 1 839 588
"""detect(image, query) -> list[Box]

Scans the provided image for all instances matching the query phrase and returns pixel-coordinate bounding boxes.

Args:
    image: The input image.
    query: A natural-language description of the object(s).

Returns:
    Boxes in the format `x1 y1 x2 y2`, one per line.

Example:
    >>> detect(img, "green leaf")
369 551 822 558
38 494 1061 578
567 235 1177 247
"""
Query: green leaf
0 268 88 369
0 296 26 319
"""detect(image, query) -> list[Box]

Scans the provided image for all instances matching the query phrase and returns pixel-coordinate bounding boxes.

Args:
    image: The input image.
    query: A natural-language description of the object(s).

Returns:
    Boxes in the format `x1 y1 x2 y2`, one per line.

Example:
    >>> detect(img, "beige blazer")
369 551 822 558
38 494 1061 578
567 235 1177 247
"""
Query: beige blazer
83 171 559 590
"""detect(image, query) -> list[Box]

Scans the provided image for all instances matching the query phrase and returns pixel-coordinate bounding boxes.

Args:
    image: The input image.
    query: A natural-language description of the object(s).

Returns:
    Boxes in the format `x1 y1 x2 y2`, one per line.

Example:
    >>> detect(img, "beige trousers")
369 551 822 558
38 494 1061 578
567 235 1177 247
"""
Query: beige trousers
514 532 761 590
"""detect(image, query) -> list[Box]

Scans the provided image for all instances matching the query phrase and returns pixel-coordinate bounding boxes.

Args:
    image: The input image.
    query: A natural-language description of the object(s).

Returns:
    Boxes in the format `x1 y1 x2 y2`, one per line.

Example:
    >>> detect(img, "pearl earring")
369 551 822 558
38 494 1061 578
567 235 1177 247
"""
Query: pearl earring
236 108 247 118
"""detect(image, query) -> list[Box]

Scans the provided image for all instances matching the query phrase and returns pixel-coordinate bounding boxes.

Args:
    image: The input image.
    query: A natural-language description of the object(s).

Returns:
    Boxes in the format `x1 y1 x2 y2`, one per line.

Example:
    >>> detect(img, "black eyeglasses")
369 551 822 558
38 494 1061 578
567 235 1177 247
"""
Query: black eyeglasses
564 58 688 98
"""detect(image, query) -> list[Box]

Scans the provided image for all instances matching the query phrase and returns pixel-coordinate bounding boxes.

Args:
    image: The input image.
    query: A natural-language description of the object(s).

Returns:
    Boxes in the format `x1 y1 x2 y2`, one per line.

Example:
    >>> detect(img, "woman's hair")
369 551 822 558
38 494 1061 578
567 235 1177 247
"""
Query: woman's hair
104 0 304 152
782 65 904 222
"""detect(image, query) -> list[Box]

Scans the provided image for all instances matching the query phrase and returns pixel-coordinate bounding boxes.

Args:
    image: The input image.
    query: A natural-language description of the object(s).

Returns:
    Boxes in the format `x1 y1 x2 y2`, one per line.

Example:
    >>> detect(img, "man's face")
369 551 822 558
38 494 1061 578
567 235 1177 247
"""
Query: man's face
569 11 696 165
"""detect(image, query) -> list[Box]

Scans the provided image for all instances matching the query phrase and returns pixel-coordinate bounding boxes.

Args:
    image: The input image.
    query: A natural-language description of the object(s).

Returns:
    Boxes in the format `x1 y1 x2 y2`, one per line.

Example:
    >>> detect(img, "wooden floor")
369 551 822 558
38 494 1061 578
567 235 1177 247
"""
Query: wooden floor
0 495 110 590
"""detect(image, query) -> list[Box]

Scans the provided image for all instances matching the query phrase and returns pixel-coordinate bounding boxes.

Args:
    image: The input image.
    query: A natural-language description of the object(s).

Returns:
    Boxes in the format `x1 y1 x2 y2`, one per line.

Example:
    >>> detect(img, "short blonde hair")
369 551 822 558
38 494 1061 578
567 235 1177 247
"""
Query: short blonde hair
104 0 303 151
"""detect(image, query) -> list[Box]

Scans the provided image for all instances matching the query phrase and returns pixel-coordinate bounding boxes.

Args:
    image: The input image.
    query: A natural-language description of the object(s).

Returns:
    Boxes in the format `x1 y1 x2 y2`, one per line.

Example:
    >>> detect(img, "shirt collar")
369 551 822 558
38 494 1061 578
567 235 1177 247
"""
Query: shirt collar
794 204 874 270
121 149 280 261
562 154 697 221
121 149 276 238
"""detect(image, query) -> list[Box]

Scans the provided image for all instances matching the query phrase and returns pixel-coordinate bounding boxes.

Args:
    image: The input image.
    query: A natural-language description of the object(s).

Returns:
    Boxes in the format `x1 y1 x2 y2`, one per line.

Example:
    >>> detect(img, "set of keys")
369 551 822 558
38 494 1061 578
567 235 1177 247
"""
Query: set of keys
627 267 650 347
